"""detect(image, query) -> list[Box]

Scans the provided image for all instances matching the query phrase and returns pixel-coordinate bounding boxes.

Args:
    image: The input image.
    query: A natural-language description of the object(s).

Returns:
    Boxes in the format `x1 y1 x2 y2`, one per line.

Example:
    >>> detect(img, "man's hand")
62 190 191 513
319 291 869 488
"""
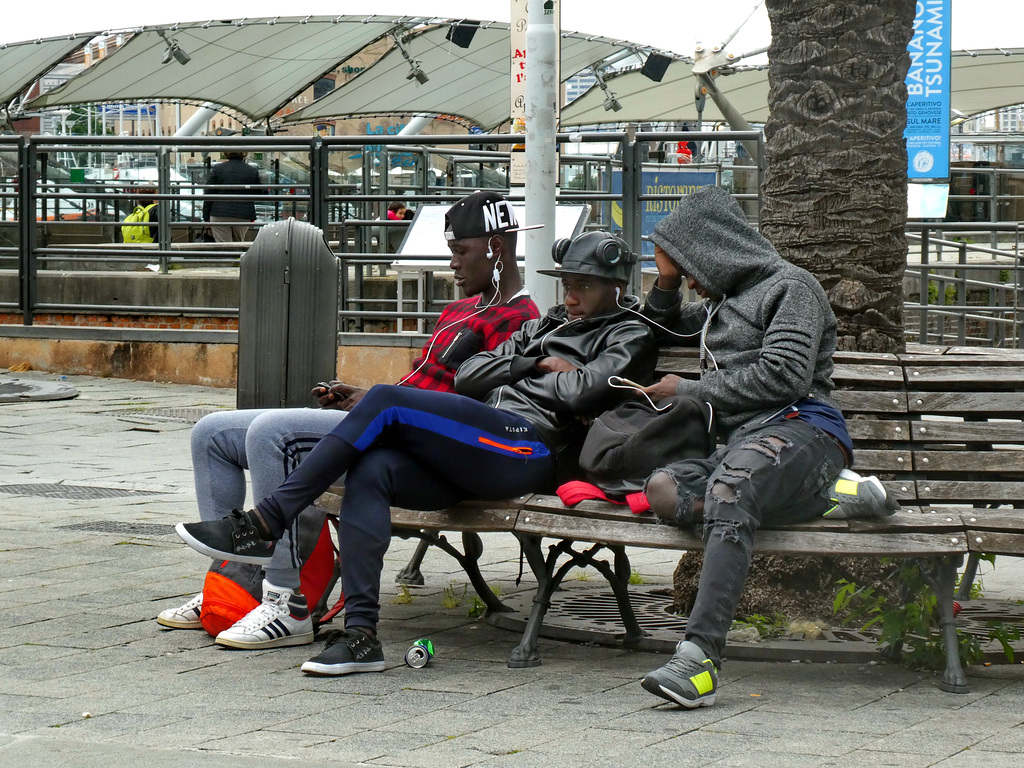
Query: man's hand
641 374 681 402
537 357 579 374
312 381 368 411
653 244 684 291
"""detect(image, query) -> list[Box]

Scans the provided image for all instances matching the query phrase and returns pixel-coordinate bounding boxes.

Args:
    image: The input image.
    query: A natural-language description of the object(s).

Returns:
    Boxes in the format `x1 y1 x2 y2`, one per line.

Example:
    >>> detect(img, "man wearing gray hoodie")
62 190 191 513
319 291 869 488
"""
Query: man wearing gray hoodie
636 186 896 709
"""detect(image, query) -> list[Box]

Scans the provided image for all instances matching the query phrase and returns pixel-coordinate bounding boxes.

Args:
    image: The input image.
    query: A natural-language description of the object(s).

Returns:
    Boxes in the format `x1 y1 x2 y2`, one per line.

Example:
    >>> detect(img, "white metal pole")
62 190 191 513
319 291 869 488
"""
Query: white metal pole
524 0 558 311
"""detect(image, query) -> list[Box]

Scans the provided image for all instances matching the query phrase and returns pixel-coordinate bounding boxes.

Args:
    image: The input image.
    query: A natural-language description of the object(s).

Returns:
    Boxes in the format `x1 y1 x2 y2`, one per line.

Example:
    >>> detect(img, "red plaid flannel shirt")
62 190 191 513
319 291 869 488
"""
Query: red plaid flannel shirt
400 294 540 392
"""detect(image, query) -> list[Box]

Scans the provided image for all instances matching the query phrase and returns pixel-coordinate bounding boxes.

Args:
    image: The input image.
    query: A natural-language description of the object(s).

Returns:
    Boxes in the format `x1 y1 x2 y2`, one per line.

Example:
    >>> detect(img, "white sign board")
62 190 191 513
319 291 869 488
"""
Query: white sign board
395 203 590 263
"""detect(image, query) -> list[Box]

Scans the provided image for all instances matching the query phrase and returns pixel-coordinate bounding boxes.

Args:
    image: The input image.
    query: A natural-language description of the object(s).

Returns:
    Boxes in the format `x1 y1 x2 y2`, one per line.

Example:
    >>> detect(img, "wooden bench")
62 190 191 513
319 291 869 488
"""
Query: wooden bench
324 345 1024 694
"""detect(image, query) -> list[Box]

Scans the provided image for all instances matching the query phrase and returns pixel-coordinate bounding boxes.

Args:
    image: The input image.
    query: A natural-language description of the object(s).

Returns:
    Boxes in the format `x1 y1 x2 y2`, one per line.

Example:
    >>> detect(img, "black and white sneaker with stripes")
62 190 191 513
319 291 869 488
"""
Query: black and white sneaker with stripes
215 580 314 649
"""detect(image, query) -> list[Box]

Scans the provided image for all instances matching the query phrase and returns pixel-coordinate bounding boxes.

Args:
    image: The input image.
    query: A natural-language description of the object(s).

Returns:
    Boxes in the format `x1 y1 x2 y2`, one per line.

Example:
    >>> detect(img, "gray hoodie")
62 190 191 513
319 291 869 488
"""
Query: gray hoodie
644 186 838 437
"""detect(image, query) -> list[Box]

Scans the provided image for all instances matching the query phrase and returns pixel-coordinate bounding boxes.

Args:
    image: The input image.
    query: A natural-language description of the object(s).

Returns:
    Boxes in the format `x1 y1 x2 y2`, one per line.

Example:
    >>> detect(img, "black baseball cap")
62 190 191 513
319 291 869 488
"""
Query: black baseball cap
444 191 542 241
537 231 635 283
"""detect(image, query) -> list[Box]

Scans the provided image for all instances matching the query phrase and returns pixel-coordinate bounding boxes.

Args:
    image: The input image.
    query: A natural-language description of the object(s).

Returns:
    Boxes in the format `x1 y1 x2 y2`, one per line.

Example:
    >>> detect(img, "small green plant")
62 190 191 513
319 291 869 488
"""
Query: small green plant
467 585 502 619
574 568 592 581
732 612 788 639
987 622 1022 663
391 584 414 605
628 569 647 586
833 563 991 671
441 581 466 610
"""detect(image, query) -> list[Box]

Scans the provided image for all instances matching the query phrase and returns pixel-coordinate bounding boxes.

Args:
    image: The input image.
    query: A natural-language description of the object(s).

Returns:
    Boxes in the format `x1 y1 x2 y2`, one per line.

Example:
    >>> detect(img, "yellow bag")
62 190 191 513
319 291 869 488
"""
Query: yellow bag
121 202 157 243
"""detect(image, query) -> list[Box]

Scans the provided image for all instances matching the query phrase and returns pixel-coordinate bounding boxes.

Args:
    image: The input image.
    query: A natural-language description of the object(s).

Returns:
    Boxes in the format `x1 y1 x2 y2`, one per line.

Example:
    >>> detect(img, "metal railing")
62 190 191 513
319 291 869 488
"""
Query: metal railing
905 222 1023 347
0 131 762 328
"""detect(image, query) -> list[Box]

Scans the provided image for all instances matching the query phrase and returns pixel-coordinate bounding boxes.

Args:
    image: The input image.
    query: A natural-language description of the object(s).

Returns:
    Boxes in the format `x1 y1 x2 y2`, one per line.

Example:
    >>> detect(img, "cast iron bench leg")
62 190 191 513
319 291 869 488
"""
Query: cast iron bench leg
919 555 970 694
394 529 510 615
508 534 549 668
955 553 980 601
395 539 430 586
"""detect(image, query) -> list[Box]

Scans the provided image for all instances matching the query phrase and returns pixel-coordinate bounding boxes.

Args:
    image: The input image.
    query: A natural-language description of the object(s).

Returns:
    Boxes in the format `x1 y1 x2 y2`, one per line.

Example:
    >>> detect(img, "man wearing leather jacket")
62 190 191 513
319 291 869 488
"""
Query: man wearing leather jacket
174 229 657 677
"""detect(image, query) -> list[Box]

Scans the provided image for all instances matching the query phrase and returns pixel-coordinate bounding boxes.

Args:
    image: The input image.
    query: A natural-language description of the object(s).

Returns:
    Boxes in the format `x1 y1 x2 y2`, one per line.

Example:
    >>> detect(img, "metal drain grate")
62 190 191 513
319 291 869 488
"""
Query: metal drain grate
57 520 176 536
0 483 168 500
120 407 227 424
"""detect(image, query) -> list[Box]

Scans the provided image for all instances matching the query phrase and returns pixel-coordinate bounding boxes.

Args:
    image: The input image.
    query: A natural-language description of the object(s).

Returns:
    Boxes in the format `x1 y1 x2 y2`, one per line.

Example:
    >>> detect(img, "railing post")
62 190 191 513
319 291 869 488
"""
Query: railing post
957 241 967 345
157 147 171 273
918 227 930 344
308 135 328 231
18 139 37 326
620 135 642 291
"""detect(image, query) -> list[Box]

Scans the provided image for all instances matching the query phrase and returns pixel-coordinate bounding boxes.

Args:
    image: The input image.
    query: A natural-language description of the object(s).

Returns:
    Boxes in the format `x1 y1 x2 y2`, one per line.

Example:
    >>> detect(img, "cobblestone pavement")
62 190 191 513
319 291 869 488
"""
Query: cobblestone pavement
2 370 1023 768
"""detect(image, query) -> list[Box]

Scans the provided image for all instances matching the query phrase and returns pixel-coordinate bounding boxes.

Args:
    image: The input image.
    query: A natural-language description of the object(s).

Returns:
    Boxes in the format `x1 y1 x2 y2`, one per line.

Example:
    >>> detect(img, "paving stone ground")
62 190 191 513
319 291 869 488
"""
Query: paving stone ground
2 370 1024 768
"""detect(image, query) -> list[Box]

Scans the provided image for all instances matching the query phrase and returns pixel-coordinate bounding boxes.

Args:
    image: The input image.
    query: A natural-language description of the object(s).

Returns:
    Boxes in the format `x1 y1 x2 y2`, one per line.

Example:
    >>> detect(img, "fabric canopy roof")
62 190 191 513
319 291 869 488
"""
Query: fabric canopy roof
561 61 770 127
947 48 1024 117
27 17 412 121
284 24 659 130
561 48 1024 128
0 35 95 108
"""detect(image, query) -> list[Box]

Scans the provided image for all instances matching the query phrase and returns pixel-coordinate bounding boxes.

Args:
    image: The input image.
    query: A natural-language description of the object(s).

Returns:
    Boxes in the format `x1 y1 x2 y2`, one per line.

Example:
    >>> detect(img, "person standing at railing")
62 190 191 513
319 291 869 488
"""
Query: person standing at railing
119 187 158 244
156 191 541 650
202 151 261 243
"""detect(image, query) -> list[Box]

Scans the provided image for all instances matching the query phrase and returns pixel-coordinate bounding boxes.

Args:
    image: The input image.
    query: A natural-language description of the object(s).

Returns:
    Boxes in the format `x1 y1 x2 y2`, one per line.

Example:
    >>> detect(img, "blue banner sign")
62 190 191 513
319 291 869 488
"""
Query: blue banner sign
97 104 156 117
905 0 950 180
611 169 717 256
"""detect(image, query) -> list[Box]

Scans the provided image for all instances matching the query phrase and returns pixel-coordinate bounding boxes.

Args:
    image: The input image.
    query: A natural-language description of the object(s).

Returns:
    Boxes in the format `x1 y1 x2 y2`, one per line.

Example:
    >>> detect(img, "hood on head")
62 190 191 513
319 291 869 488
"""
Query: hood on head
649 186 779 297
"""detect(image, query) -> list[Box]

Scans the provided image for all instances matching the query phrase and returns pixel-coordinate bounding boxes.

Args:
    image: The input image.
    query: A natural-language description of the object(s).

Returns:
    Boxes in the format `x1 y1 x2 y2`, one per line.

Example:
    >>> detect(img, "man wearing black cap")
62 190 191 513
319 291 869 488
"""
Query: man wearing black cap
173 230 657 676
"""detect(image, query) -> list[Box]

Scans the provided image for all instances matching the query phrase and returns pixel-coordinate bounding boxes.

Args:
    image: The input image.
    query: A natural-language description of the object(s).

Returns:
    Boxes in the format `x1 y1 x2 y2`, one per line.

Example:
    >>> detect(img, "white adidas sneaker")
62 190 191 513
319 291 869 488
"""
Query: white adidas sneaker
215 580 314 649
156 592 204 629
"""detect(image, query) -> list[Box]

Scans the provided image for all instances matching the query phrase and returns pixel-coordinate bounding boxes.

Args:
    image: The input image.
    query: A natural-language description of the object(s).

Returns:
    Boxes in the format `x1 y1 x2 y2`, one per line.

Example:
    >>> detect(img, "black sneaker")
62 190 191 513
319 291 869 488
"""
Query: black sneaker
301 629 386 676
175 510 275 565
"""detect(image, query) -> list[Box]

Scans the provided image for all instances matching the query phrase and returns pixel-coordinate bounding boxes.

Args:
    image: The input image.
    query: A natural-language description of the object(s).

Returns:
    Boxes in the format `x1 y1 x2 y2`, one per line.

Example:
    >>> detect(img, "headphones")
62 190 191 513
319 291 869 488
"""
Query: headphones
486 236 497 260
551 233 636 268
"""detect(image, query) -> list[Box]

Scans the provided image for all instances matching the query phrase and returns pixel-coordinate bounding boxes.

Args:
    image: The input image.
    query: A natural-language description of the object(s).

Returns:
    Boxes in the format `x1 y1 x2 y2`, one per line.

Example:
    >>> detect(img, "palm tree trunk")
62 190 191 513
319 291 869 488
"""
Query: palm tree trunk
760 0 916 353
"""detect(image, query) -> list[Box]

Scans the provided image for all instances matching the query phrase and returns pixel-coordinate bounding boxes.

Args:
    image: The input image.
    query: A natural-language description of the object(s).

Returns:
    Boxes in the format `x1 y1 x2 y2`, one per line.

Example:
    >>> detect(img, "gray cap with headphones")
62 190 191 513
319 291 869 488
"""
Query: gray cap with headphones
538 231 636 283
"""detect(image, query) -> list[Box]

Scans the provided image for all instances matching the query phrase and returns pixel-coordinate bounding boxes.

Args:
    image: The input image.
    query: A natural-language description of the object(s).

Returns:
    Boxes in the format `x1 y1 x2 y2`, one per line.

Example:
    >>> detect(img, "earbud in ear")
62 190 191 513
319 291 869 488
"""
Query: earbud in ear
486 237 496 259
614 287 621 301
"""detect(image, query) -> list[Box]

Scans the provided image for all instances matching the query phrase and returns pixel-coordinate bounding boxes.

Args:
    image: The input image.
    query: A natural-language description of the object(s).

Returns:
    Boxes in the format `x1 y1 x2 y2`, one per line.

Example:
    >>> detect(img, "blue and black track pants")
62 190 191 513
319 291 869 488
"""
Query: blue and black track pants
253 385 556 630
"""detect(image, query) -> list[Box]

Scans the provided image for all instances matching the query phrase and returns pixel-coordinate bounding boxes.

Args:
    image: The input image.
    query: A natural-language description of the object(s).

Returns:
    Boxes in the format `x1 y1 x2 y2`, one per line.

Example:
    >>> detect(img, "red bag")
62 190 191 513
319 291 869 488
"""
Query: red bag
199 508 341 637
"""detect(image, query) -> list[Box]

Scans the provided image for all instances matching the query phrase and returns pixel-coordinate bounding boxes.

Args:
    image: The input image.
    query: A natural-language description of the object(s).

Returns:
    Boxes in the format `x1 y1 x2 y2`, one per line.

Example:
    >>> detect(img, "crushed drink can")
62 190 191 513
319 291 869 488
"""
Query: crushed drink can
404 638 435 668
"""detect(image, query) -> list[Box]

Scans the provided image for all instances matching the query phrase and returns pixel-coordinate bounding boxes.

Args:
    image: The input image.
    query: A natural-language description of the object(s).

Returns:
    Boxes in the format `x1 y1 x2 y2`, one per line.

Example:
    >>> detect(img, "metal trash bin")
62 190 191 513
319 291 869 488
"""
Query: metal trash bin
237 219 339 409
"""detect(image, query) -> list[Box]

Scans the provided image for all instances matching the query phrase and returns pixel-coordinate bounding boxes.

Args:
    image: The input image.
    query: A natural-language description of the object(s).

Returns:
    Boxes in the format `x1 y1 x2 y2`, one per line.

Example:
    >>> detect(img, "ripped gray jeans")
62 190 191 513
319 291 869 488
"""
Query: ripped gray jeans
649 417 846 668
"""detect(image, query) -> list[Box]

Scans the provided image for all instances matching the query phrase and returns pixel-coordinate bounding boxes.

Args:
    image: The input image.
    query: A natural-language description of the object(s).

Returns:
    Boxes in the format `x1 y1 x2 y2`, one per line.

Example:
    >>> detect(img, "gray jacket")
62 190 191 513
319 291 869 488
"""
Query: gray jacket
644 186 838 437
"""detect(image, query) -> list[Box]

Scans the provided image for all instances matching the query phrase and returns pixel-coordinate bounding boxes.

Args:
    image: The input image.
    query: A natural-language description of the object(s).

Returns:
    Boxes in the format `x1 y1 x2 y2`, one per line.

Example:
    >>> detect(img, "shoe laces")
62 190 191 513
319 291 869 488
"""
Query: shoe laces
234 593 290 631
324 628 375 651
177 592 203 614
663 642 713 677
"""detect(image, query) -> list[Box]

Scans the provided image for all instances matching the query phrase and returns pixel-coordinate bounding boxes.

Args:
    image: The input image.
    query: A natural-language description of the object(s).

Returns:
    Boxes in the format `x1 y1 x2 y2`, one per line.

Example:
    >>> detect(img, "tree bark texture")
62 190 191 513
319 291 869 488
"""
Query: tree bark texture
761 1 916 353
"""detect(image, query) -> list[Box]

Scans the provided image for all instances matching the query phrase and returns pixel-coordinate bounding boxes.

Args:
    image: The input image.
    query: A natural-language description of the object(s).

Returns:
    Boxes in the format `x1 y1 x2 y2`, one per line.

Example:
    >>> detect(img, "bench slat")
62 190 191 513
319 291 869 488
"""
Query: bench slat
909 391 1024 414
965 530 1024 556
914 450 1024 473
514 511 968 556
904 366 1024 387
907 421 1024 443
832 363 905 386
853 448 913 473
915 481 1024 504
389 510 518 534
833 390 908 413
847 420 911 441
